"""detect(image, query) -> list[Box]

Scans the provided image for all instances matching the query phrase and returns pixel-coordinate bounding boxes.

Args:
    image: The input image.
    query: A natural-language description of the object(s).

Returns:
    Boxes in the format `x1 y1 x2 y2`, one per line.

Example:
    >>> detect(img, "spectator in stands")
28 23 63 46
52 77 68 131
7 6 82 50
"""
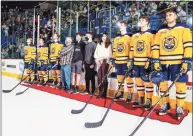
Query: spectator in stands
157 2 168 13
59 37 74 92
149 2 158 15
94 33 112 98
169 2 177 8
112 15 119 24
71 33 86 94
177 5 186 23
127 10 138 32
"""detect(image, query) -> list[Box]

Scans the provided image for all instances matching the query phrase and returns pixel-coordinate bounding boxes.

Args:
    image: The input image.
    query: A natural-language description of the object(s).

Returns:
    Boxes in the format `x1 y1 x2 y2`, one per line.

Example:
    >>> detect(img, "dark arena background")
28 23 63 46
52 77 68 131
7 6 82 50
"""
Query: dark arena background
1 1 193 136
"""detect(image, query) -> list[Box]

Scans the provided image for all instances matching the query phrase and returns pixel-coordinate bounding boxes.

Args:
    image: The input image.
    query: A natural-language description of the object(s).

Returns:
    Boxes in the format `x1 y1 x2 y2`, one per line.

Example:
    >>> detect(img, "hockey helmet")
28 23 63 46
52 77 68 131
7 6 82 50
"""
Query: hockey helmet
149 71 165 84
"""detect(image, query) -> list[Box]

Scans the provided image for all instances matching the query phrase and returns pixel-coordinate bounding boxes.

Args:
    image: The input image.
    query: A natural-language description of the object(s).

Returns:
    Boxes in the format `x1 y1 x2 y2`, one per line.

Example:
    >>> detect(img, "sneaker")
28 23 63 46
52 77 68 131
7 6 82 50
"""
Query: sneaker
176 106 184 120
143 99 152 110
81 90 89 95
37 81 43 86
132 97 144 108
75 86 80 93
114 92 125 101
126 93 133 103
71 88 77 94
159 103 170 116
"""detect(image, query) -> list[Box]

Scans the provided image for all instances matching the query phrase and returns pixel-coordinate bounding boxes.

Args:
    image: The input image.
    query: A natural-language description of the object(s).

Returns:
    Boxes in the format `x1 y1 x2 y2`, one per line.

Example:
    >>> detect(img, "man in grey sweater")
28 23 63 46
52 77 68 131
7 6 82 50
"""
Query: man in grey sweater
82 32 97 94
59 37 74 92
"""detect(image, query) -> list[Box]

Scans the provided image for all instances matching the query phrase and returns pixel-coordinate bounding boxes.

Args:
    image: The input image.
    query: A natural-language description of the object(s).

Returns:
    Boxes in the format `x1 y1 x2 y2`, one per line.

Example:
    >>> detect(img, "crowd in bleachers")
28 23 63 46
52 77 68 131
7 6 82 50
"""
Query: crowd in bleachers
1 1 191 59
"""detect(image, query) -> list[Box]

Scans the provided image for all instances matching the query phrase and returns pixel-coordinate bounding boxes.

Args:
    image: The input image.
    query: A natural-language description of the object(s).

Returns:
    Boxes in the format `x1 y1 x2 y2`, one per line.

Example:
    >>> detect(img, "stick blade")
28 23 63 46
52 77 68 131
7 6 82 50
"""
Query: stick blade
71 109 84 114
2 90 12 93
15 91 25 96
84 121 102 128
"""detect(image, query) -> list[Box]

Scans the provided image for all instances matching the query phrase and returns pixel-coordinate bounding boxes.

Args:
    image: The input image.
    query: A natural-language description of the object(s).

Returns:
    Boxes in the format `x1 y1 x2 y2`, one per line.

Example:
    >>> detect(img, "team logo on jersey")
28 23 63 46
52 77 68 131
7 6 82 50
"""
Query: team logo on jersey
24 49 28 55
136 40 146 54
51 47 55 54
163 36 177 52
117 43 125 53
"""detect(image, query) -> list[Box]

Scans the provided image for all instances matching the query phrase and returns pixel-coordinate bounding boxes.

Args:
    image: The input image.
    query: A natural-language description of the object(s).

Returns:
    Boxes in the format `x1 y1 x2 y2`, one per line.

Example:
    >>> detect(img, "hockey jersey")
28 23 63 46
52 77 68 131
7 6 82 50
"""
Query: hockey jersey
152 24 192 64
112 34 131 64
130 29 155 65
24 45 36 63
37 45 49 64
49 41 64 62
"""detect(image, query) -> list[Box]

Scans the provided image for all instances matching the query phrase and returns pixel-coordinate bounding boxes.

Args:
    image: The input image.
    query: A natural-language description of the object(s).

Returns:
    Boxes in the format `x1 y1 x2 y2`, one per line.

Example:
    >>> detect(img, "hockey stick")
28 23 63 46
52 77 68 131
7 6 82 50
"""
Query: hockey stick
2 67 37 93
129 70 184 136
15 63 58 95
84 68 131 128
71 66 113 114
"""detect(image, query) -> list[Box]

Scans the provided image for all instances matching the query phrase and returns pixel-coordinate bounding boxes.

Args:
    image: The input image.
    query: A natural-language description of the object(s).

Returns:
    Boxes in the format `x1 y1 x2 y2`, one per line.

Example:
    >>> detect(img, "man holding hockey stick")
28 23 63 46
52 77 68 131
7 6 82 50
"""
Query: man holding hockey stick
49 33 64 88
152 8 192 119
37 38 49 86
128 16 155 110
110 20 134 102
22 38 36 85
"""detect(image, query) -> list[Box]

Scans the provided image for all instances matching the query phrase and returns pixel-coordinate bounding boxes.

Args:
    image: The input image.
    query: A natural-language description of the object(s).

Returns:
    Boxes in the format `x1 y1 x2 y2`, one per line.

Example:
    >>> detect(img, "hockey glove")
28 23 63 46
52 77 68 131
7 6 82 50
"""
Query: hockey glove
152 59 161 71
127 59 133 70
144 58 151 69
109 58 115 68
181 58 192 73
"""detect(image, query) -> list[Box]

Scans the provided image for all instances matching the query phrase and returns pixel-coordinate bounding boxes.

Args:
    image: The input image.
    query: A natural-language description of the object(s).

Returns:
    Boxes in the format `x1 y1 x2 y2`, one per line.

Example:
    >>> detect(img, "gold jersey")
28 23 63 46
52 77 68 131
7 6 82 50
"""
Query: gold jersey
130 30 155 65
152 24 192 64
112 34 131 64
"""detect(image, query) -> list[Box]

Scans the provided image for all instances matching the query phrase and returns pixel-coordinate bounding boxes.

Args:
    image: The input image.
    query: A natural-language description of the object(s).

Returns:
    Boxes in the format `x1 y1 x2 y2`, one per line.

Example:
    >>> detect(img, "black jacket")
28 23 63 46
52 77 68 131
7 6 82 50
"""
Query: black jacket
72 40 86 63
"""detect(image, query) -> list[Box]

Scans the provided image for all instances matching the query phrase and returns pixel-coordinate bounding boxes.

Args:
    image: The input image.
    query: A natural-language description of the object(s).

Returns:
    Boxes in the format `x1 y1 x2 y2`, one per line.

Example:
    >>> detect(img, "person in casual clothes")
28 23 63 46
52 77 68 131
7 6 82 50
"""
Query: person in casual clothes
177 5 186 23
71 32 86 93
82 32 97 94
94 33 112 98
59 37 74 92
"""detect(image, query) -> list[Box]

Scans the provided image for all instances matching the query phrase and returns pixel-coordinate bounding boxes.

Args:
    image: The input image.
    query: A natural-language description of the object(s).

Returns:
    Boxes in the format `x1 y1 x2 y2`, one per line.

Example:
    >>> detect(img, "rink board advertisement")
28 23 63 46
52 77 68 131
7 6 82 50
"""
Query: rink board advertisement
1 59 193 112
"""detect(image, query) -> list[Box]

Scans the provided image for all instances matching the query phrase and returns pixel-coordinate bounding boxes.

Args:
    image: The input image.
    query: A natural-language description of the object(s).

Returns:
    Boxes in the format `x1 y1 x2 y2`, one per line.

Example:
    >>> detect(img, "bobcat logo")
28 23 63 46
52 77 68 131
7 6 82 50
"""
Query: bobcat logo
51 47 55 54
136 40 146 54
24 49 28 56
117 43 125 53
163 36 177 52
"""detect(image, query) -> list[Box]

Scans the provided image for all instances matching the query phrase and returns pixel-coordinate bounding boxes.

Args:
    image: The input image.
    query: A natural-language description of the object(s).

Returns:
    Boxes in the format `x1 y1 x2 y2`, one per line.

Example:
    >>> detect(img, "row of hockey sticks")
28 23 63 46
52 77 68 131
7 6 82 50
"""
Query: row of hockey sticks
15 63 58 95
2 64 58 95
71 69 186 136
71 66 113 114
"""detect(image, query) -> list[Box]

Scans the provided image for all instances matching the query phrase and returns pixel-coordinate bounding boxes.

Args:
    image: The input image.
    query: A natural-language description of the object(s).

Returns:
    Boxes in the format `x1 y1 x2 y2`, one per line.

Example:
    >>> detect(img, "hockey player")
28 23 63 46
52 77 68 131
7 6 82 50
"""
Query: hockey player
152 8 192 119
49 33 64 88
23 38 36 84
110 20 134 101
37 38 49 86
128 16 155 110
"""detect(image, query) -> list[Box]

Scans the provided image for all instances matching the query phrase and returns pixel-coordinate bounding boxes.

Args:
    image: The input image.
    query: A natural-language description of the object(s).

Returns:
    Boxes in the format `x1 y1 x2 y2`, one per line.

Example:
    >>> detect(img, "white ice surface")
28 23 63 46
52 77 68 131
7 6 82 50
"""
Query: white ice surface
2 76 192 136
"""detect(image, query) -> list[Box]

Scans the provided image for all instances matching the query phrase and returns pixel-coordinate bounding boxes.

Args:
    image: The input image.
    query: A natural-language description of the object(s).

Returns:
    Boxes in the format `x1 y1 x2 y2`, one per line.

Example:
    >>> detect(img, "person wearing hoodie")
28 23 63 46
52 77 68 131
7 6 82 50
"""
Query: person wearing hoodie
71 32 86 93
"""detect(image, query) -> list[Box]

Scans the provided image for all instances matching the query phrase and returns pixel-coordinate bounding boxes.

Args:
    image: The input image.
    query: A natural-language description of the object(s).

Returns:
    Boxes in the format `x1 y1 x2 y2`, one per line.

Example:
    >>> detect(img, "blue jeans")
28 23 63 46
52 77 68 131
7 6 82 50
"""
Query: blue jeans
61 65 71 89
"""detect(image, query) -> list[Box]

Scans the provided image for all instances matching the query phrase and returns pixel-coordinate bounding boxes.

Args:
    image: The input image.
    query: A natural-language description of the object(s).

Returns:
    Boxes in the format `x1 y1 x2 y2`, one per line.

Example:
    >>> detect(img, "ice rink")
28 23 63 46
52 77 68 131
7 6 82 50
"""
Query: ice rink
2 76 192 136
